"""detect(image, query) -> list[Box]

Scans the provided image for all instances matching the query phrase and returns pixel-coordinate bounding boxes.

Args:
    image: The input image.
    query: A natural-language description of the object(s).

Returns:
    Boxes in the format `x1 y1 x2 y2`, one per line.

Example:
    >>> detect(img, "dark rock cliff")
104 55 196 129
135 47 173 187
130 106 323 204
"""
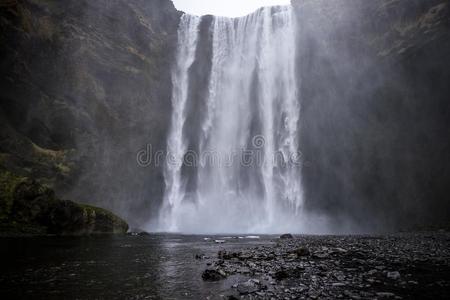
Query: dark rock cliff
293 0 450 231
0 0 181 228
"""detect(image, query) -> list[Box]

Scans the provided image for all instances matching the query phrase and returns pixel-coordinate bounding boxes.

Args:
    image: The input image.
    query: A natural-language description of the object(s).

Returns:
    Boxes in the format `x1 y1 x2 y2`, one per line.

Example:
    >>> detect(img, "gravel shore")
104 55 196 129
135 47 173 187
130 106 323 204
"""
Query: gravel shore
201 233 450 299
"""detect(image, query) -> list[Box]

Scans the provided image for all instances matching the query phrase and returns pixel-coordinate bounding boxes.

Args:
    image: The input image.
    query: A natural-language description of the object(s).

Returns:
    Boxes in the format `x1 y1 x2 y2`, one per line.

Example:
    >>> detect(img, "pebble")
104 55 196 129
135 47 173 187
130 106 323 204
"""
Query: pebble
387 271 401 280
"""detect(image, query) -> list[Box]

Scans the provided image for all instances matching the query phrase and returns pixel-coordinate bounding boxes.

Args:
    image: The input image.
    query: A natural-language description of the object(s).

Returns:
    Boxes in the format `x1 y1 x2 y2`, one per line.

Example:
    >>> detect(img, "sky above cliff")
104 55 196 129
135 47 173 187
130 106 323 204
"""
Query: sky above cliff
172 0 291 17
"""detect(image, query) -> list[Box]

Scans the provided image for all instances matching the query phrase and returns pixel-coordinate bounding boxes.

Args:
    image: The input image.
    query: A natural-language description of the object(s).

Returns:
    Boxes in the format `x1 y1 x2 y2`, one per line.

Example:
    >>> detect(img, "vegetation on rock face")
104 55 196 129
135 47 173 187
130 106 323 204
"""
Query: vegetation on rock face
0 169 128 235
0 170 25 223
0 0 181 228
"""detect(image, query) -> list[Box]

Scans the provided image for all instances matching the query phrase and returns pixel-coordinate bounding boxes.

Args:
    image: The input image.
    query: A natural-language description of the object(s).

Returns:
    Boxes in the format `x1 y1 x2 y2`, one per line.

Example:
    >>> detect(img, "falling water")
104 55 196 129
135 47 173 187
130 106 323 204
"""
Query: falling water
159 6 305 233
159 14 201 231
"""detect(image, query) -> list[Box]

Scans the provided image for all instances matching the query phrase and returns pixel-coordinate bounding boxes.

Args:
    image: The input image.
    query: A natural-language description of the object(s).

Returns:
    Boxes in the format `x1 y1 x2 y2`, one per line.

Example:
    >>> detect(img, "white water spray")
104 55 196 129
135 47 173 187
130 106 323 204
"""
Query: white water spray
159 6 308 233
160 15 201 231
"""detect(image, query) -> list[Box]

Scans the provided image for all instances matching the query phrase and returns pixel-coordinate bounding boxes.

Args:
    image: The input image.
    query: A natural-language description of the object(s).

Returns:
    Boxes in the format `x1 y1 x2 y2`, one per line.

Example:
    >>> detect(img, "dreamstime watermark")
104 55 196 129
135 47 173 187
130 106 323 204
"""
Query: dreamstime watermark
136 135 303 168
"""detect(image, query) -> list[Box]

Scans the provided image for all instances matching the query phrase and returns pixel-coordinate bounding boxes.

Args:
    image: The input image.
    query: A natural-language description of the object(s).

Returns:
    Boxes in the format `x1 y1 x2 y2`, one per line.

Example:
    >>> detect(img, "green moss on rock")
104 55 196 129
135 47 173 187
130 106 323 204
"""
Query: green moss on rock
0 169 128 235
0 170 25 222
80 204 130 234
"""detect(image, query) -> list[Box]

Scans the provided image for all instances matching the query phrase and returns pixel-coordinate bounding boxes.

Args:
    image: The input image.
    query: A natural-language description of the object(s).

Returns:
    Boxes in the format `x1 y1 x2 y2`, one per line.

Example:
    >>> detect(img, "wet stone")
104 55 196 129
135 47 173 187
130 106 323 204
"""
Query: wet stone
376 292 396 298
237 279 263 295
280 234 294 239
274 270 290 281
294 247 310 257
202 269 226 281
387 271 401 280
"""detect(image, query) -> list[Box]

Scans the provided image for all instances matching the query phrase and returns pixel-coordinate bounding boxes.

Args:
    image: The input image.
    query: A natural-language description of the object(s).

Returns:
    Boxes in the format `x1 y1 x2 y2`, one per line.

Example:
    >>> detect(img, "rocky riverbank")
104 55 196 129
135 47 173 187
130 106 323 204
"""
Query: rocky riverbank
201 233 450 299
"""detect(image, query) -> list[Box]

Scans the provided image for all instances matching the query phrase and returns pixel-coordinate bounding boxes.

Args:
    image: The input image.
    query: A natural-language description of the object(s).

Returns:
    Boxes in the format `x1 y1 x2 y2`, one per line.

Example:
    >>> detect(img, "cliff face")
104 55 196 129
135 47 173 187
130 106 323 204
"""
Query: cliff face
0 0 180 227
293 0 450 230
0 0 449 232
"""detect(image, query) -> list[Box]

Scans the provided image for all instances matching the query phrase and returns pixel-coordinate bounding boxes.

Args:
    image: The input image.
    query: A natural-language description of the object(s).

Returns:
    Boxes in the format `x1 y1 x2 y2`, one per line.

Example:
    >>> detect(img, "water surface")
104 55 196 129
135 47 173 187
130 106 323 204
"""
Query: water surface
0 234 274 299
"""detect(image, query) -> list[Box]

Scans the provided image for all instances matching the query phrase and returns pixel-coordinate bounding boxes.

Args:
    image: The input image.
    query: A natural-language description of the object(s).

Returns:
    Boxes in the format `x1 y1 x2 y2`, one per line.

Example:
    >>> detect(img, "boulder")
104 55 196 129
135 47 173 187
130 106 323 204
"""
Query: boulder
195 254 208 260
274 270 290 280
237 279 262 295
294 247 310 257
280 233 294 239
138 231 151 236
202 269 226 281
0 170 128 235
218 250 240 260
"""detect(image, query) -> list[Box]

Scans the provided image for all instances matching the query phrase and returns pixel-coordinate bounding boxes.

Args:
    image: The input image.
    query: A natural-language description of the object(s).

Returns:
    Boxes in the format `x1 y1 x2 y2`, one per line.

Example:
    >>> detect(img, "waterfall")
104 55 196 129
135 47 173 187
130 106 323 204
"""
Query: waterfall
160 14 201 231
159 6 304 233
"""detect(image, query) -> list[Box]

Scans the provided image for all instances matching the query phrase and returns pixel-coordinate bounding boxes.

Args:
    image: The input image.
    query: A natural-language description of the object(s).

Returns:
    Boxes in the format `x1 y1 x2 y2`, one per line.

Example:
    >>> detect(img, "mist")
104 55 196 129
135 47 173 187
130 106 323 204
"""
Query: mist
293 0 450 232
